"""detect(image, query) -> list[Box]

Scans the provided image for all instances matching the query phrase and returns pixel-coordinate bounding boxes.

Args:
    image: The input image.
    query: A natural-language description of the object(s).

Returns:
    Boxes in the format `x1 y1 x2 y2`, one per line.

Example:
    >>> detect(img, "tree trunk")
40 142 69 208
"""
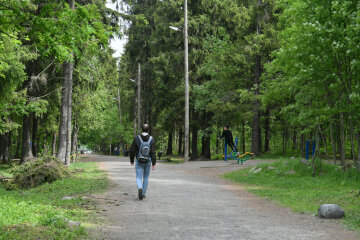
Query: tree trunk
0 134 4 162
3 132 10 163
178 128 183 156
329 120 337 164
264 110 270 153
251 109 261 156
251 0 263 157
71 120 79 163
8 131 12 162
32 114 39 157
58 0 75 164
204 135 211 159
349 119 356 165
357 131 360 170
74 127 79 162
242 121 246 153
282 126 288 154
15 128 21 159
300 130 305 157
52 132 57 156
65 62 73 166
216 128 220 154
259 122 262 153
201 136 205 155
57 63 70 162
166 129 173 155
251 54 261 156
43 131 48 156
191 126 198 160
292 127 297 150
339 112 345 166
21 114 34 162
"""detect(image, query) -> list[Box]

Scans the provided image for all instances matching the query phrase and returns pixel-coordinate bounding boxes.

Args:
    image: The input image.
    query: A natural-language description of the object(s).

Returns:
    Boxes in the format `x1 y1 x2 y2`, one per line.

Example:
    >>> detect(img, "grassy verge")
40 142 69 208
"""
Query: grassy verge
0 162 109 240
223 158 360 231
161 157 184 164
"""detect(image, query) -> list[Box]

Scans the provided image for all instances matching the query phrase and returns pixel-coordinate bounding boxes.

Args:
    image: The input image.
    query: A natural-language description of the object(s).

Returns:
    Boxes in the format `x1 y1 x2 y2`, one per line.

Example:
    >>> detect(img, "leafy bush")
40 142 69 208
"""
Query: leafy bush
38 211 67 229
211 153 223 160
256 158 360 181
6 156 70 189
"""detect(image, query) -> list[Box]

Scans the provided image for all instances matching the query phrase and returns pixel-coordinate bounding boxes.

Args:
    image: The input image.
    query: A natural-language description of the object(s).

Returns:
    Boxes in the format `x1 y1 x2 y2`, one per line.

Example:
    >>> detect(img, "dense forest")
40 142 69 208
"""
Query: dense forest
1 0 359 168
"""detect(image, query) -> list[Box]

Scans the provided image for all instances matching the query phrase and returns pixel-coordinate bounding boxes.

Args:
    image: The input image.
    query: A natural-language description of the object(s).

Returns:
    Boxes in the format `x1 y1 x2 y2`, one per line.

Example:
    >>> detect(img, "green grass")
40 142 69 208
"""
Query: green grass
161 157 184 164
0 162 109 240
223 158 360 231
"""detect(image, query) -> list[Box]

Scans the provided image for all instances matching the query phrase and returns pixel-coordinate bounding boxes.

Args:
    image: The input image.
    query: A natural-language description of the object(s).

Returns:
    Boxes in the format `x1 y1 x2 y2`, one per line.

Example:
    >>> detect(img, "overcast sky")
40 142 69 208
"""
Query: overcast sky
106 0 128 58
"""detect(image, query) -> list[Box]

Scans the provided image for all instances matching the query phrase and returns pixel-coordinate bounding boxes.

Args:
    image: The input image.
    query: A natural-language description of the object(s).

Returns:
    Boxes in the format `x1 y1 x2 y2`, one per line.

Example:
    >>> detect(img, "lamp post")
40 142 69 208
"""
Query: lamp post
137 63 141 133
129 63 141 135
169 0 189 162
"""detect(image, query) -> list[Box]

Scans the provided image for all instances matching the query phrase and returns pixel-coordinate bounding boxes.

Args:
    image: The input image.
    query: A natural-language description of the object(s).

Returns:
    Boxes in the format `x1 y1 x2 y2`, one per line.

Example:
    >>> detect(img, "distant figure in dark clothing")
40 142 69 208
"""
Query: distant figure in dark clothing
221 125 238 153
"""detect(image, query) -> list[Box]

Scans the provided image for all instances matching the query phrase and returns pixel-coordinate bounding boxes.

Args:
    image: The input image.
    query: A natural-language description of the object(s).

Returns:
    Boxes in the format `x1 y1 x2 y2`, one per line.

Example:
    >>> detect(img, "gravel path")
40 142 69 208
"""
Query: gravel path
87 155 359 240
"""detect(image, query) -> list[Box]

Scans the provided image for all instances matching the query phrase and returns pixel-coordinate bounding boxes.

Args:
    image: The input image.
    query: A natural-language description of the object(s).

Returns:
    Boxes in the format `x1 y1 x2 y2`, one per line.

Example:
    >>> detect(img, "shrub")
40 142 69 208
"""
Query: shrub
211 153 223 160
6 156 70 189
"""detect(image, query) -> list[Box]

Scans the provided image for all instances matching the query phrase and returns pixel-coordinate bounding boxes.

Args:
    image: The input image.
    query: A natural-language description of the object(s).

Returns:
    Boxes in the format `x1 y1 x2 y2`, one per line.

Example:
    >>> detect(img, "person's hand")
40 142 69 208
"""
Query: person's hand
152 165 155 171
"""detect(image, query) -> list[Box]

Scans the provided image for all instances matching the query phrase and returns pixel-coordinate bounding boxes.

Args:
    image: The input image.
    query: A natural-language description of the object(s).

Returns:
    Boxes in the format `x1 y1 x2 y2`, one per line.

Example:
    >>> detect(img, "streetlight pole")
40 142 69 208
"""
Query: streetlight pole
184 0 189 162
137 63 141 133
117 88 121 125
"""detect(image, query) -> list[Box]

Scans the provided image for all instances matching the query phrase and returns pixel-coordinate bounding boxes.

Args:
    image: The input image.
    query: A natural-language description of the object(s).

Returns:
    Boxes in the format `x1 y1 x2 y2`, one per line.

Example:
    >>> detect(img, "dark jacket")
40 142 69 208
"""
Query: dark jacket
221 129 233 143
130 133 156 165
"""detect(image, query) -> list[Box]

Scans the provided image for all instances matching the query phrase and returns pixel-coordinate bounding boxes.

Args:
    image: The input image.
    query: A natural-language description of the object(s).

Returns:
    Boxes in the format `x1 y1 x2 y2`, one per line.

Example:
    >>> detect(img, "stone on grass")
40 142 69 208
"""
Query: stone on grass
267 166 275 170
286 170 296 175
67 219 81 228
249 167 257 173
301 159 310 165
253 168 262 174
62 196 74 200
318 204 345 219
291 156 295 160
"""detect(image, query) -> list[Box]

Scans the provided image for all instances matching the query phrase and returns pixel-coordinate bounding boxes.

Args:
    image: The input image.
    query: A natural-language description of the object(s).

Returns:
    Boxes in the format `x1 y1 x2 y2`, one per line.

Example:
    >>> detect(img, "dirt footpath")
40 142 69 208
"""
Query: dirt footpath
88 155 359 240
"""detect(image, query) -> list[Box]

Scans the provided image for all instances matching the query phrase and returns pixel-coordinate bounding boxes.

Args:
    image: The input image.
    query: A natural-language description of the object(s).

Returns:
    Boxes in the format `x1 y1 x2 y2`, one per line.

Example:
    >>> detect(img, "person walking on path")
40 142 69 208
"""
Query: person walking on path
221 125 238 154
130 124 156 200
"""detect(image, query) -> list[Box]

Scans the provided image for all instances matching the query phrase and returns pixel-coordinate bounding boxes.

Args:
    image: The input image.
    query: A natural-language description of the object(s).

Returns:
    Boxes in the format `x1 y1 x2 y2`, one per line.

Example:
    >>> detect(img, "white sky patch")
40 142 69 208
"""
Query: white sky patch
106 0 129 58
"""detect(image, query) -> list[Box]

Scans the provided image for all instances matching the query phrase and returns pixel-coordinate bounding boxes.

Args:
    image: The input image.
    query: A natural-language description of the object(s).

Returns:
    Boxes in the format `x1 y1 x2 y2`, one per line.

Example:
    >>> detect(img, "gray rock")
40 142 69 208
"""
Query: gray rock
291 156 295 160
249 166 257 173
68 220 81 228
286 170 296 175
253 168 262 174
65 218 81 228
62 196 74 200
301 159 310 165
318 204 345 219
267 166 275 170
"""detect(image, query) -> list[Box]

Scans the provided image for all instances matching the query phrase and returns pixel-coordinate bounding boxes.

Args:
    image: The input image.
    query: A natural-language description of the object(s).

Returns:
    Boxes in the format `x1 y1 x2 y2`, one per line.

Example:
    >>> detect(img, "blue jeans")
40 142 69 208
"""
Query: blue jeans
135 159 151 194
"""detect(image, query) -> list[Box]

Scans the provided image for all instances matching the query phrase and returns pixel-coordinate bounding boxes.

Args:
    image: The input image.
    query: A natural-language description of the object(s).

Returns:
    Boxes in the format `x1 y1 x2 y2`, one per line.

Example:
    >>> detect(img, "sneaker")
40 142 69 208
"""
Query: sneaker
138 189 143 200
142 194 146 199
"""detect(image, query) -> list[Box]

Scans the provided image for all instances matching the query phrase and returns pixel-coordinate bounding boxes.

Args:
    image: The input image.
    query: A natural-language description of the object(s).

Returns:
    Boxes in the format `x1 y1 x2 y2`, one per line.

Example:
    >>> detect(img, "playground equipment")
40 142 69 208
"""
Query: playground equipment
223 137 254 165
305 139 316 160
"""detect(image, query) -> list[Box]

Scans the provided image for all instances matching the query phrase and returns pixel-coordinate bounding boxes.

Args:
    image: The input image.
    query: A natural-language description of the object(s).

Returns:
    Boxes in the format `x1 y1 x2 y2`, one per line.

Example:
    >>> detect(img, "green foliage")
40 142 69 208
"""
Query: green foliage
31 3 111 62
264 0 360 129
223 158 360 230
0 161 109 239
6 156 70 189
